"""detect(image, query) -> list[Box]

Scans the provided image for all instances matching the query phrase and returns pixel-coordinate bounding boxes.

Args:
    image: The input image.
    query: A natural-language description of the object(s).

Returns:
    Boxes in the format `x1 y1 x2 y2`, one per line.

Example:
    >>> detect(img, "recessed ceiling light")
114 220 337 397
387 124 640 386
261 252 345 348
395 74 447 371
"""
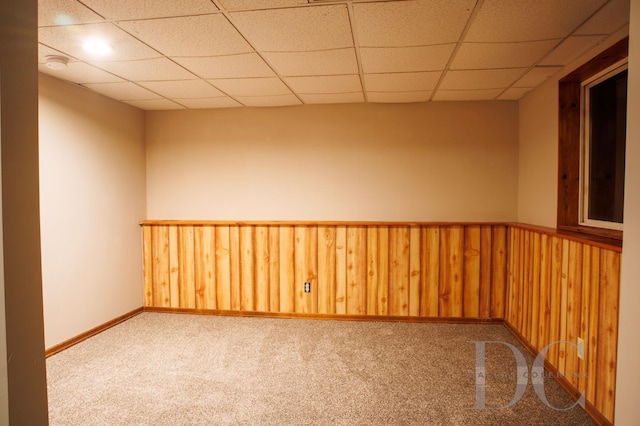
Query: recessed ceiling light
83 39 112 55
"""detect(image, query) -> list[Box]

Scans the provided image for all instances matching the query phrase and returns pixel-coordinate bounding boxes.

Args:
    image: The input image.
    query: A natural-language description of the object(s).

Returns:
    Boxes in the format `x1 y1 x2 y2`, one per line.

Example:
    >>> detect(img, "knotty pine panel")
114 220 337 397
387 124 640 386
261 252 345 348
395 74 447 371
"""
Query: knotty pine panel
142 223 508 319
505 226 621 424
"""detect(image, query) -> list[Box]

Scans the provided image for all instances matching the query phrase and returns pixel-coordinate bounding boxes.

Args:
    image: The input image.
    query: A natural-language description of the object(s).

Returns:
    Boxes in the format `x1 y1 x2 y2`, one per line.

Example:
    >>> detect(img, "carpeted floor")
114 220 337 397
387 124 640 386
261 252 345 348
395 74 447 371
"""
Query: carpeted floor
46 313 594 425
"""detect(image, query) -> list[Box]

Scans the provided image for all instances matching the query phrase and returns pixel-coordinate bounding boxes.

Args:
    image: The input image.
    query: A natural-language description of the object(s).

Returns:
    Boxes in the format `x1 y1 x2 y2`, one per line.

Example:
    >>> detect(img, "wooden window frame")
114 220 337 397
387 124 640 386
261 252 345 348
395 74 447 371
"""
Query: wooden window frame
557 37 628 241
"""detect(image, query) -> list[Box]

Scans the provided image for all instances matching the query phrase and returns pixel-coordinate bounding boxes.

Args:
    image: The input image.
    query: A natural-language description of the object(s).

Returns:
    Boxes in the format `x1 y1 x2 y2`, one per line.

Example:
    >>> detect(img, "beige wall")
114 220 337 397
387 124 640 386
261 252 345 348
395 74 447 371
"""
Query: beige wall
146 102 519 222
39 74 146 348
516 21 639 423
615 1 640 423
1 0 49 422
517 28 629 227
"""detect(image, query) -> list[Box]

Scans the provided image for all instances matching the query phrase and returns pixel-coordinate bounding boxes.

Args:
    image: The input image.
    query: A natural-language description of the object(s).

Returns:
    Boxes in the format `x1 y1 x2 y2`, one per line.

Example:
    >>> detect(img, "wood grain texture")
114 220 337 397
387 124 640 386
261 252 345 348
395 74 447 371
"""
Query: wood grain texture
178 226 196 309
143 223 511 320
504 227 620 424
142 225 153 307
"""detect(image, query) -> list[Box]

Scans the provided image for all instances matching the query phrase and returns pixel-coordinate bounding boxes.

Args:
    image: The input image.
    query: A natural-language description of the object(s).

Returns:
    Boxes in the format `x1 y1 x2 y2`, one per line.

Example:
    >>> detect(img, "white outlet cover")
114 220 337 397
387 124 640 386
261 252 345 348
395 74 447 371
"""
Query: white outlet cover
577 337 585 360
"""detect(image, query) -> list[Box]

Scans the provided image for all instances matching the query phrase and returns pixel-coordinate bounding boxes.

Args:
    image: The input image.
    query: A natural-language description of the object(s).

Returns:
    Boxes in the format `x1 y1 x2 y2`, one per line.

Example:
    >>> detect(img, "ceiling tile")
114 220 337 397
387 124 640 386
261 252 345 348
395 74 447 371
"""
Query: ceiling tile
172 54 275 79
364 72 442 92
432 89 504 101
451 40 559 70
209 78 293 97
219 0 307 10
299 92 365 104
230 5 352 51
465 0 607 42
233 95 302 107
575 0 630 35
360 45 455 73
79 0 218 20
82 82 161 100
39 62 124 84
283 75 362 94
124 99 186 110
498 87 533 100
38 43 73 63
513 66 562 87
174 97 243 109
440 69 525 90
118 15 251 57
353 0 475 47
38 23 161 61
367 91 432 103
138 80 225 98
91 58 195 81
39 0 105 26
539 36 606 66
262 49 358 76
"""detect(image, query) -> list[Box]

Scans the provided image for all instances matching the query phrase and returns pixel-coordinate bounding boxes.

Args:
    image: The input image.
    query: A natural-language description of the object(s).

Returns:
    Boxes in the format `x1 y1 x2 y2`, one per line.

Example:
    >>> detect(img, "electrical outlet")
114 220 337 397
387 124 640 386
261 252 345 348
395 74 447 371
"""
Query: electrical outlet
577 337 585 360
304 282 311 293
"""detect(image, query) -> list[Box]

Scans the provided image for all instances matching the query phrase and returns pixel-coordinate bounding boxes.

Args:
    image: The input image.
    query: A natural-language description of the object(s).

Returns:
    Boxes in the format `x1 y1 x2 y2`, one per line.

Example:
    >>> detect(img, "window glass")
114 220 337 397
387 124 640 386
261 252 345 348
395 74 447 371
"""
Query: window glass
582 66 627 227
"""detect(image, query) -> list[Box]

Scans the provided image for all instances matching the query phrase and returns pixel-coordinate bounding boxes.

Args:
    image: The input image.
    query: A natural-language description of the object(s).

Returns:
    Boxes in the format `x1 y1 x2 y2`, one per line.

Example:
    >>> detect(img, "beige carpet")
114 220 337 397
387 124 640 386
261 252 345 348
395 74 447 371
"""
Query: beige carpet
46 313 594 425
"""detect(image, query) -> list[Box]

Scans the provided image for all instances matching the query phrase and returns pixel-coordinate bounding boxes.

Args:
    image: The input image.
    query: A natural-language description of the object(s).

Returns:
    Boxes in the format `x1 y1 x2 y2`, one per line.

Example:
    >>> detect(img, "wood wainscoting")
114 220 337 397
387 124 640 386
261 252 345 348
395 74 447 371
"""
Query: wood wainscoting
505 224 621 424
141 222 508 318
141 220 621 424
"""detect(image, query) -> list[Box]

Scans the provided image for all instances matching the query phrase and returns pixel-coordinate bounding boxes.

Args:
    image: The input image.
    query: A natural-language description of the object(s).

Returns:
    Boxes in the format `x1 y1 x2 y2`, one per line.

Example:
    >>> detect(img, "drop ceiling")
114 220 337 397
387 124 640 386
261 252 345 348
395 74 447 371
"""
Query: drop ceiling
38 0 630 110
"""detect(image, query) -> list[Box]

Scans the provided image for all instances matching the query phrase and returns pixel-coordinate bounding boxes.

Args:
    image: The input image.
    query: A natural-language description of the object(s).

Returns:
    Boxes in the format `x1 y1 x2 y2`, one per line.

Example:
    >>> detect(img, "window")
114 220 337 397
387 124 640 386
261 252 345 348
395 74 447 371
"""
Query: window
581 62 627 230
557 37 628 240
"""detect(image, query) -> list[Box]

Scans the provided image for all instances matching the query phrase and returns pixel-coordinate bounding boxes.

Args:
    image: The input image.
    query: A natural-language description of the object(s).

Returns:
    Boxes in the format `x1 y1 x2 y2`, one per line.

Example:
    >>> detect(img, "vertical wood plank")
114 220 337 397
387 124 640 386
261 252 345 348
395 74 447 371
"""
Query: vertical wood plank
268 226 280 312
142 226 153 307
366 227 379 315
565 241 583 388
346 226 367 315
254 225 270 312
152 226 170 307
307 226 319 314
377 227 389 316
490 226 507 319
195 226 216 310
335 226 347 314
520 230 530 337
557 239 570 376
530 232 541 349
279 226 295 313
586 247 600 405
294 226 306 313
178 225 196 309
215 226 231 310
596 250 620 422
168 226 180 308
409 227 421 316
578 245 591 395
439 226 463 317
229 225 241 310
548 236 563 366
421 227 440 317
479 226 492 318
506 228 515 325
389 227 410 316
537 234 551 352
318 226 336 314
293 226 318 314
463 226 481 318
239 226 255 311
193 226 205 309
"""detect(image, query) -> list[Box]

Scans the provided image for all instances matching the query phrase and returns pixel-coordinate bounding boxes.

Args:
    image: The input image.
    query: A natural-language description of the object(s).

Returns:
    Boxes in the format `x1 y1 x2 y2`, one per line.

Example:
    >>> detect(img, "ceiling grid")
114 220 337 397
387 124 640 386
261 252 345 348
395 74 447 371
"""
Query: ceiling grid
36 0 630 109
